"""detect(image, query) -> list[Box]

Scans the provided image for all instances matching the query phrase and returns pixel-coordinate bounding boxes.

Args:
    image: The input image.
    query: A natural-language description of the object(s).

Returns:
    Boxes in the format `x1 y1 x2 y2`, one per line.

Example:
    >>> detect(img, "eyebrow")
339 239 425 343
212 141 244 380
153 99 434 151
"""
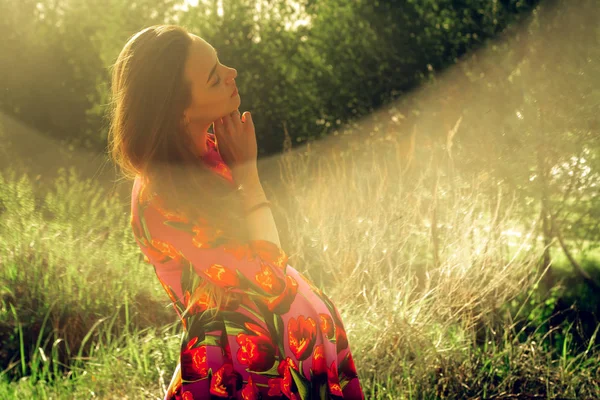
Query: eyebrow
206 50 218 84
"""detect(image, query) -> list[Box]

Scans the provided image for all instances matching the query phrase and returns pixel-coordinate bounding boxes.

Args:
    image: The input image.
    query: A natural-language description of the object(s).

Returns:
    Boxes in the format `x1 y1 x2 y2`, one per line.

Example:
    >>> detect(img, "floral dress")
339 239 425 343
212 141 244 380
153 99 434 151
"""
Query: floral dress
130 133 365 400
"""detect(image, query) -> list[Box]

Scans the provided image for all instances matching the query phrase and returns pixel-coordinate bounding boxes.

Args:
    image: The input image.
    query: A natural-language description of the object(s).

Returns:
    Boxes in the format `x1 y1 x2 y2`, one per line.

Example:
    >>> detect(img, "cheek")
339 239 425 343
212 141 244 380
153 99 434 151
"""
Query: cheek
191 91 218 111
190 88 237 119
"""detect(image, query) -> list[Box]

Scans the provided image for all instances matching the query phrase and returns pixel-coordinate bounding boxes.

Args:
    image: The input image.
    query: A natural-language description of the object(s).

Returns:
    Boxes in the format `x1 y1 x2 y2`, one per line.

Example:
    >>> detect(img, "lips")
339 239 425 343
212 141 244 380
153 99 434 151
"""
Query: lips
231 87 238 97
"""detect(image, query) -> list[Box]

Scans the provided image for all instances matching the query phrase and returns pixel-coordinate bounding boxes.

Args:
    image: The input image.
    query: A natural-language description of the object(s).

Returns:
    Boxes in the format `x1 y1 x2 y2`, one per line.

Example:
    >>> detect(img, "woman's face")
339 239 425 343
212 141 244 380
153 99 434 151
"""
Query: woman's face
182 34 240 126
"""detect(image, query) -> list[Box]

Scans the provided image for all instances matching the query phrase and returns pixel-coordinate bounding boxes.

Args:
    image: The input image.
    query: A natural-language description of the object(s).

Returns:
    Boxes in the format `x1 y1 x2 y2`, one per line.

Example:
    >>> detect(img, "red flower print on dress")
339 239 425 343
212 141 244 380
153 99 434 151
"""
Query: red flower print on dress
155 201 190 224
148 238 183 263
339 352 359 381
181 390 194 400
288 315 318 361
264 275 299 314
327 360 344 397
181 337 208 381
267 357 301 399
210 362 244 397
309 344 343 397
220 241 256 261
310 344 327 377
236 322 277 372
335 322 348 353
183 284 241 315
255 263 286 294
318 313 335 340
203 263 239 288
190 225 219 248
241 375 260 400
184 288 217 315
249 240 289 269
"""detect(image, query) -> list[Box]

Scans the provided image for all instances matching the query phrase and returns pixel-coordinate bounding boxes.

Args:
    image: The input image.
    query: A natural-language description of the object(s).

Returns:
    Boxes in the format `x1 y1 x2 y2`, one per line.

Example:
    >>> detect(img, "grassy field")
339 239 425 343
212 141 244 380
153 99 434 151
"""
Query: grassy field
1 133 599 399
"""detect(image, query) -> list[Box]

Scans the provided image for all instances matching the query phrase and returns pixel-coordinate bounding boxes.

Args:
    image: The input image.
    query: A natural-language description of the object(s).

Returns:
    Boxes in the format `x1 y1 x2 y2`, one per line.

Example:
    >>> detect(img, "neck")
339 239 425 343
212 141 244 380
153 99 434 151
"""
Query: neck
187 119 211 156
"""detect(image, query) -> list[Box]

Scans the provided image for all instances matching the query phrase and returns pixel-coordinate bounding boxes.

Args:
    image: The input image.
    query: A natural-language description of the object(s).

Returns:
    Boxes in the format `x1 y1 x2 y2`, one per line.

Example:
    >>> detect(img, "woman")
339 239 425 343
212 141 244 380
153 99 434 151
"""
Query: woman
108 24 365 399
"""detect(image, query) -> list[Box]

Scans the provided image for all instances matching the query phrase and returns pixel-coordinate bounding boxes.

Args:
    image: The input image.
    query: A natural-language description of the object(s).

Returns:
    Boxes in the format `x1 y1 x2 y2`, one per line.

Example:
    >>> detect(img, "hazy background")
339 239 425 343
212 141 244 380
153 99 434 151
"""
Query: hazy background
1 0 599 398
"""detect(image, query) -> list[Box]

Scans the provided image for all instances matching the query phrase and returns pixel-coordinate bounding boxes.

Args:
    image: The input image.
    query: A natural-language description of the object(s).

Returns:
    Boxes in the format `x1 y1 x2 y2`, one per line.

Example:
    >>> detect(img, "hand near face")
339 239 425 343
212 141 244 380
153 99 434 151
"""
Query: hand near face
213 109 258 184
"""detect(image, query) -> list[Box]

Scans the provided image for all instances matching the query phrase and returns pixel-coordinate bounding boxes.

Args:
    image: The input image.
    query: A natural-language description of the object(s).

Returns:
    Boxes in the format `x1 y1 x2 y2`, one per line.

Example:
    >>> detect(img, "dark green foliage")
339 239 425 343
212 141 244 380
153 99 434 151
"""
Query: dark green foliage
0 0 541 152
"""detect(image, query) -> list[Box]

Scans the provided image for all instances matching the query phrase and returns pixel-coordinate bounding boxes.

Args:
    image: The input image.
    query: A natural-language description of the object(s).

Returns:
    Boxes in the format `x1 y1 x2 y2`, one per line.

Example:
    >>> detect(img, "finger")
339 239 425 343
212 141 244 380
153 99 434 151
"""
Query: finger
231 109 243 133
231 109 241 123
241 111 253 131
222 114 233 134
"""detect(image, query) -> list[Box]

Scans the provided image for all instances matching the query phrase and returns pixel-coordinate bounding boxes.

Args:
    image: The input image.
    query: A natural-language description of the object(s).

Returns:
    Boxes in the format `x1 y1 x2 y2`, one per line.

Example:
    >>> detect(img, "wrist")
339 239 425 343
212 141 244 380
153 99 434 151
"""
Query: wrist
232 164 260 187
243 200 272 215
239 185 267 206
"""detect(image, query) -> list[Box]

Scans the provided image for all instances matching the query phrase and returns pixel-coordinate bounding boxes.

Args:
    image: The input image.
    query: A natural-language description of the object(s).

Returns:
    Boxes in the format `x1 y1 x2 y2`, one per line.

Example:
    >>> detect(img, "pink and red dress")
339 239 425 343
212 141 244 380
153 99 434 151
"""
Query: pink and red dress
130 133 365 399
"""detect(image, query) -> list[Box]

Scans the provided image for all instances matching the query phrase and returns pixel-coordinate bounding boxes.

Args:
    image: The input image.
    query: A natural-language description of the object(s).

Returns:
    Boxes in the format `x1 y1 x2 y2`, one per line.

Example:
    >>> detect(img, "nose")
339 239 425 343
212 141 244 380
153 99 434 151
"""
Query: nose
227 67 237 84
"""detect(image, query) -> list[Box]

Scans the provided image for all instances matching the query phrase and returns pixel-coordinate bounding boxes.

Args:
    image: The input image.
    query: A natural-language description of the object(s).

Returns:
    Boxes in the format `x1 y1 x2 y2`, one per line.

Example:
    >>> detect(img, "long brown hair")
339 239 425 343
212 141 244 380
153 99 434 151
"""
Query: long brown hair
107 24 248 322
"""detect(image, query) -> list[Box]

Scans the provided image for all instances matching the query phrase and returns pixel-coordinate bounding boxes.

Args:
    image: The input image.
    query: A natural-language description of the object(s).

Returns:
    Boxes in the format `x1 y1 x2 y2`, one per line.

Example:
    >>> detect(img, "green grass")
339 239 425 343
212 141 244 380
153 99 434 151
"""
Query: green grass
1 137 599 399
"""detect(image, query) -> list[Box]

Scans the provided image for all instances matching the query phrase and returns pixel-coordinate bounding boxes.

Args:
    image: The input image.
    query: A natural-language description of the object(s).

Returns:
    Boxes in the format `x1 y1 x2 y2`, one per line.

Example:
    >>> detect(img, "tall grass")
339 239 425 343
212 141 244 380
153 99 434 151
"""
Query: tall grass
0 166 179 398
0 131 599 398
269 132 600 398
